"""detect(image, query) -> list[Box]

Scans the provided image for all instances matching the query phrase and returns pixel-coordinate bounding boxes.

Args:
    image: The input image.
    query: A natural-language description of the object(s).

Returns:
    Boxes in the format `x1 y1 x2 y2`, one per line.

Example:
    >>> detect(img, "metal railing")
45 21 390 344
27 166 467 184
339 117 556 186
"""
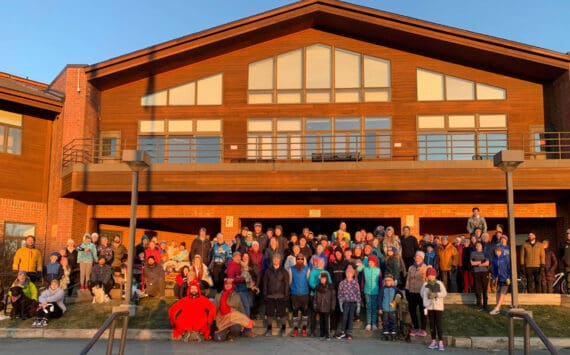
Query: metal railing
79 311 130 355
507 309 558 355
61 130 570 167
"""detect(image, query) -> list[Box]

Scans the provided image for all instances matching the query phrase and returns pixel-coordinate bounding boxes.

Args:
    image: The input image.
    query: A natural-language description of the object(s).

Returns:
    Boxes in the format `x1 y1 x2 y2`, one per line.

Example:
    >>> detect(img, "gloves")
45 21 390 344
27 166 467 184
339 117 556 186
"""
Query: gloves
506 278 511 286
378 310 383 315
339 302 344 313
428 292 437 299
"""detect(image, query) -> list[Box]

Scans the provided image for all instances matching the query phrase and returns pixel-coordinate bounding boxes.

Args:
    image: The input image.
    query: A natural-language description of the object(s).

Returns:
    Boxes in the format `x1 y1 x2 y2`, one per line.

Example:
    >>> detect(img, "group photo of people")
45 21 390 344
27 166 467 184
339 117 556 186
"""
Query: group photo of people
4 207 570 351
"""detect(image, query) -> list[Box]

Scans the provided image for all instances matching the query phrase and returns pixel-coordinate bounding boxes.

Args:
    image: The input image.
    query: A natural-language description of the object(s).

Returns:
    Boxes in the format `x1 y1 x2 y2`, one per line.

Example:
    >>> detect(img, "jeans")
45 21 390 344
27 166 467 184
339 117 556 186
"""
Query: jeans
365 294 378 326
382 311 396 333
340 301 356 336
237 290 250 317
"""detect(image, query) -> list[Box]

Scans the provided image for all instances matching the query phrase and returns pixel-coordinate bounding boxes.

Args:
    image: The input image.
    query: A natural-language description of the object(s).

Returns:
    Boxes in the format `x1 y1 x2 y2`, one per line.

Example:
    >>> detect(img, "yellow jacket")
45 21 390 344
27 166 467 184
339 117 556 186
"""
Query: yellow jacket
12 246 43 273
437 243 458 272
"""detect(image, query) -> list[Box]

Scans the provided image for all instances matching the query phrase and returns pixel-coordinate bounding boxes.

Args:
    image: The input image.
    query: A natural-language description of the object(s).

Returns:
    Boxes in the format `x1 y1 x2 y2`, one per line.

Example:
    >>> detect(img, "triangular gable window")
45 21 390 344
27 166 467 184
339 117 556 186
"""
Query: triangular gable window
141 73 223 106
417 68 506 101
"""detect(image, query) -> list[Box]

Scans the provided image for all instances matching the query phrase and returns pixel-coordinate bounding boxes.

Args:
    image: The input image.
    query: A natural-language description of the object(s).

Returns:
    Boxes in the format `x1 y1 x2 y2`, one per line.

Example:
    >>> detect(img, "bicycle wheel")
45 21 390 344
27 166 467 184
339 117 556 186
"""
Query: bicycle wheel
562 279 568 295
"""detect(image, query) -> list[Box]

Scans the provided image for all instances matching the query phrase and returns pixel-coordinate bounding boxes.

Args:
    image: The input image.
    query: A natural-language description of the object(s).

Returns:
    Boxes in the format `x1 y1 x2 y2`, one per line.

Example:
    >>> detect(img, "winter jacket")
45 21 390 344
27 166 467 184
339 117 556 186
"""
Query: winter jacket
466 216 487 234
378 285 400 312
77 242 98 264
492 254 511 284
357 264 381 296
461 247 472 271
38 286 66 313
144 247 162 264
191 237 212 266
337 278 360 304
111 244 128 268
520 241 545 268
405 262 428 293
544 249 558 278
308 268 332 294
263 266 289 300
12 246 43 273
144 263 165 297
210 242 232 265
91 263 113 285
11 277 38 300
420 280 447 311
560 239 570 272
438 243 458 272
289 265 310 295
43 261 63 282
313 283 336 313
424 252 439 271
385 255 406 284
168 290 216 339
327 258 349 289
263 247 284 270
401 235 419 259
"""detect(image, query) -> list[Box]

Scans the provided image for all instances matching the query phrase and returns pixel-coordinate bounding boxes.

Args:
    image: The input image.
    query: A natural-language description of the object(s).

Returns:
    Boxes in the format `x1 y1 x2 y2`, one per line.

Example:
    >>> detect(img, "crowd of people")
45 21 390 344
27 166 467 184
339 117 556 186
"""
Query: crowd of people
6 207 570 350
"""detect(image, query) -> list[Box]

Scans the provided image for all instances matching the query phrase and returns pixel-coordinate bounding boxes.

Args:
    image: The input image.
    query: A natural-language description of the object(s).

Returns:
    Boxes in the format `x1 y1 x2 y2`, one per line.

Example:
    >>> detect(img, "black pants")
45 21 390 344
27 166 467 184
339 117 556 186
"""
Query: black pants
265 298 287 318
211 263 226 292
427 310 443 341
174 283 187 299
318 312 331 338
35 303 63 320
525 267 540 294
407 292 426 330
473 271 489 307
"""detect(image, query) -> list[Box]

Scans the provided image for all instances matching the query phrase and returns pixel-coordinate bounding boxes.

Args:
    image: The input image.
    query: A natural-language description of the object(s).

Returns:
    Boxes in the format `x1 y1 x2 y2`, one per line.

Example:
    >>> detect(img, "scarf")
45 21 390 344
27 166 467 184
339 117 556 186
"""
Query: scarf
220 287 234 316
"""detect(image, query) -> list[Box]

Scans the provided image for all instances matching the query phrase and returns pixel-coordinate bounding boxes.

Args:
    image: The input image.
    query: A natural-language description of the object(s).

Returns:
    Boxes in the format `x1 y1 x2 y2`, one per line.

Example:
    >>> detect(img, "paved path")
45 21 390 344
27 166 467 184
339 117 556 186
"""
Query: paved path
0 337 567 355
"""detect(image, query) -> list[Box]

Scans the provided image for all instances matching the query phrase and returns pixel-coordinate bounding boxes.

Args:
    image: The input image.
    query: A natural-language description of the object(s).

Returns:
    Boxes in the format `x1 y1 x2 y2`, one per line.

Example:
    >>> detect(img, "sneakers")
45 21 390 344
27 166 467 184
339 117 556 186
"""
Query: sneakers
31 319 40 328
301 329 308 337
336 332 347 339
489 308 500 315
279 328 286 337
264 328 272 337
243 330 256 338
417 330 427 337
290 328 299 337
372 325 378 331
428 340 438 349
438 340 445 351
365 324 372 331
346 335 353 341
409 329 418 336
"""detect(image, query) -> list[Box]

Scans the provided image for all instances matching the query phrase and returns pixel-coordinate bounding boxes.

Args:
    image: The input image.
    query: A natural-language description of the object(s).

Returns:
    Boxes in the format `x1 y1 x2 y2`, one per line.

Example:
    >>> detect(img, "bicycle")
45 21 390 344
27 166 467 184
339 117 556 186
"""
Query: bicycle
553 272 568 294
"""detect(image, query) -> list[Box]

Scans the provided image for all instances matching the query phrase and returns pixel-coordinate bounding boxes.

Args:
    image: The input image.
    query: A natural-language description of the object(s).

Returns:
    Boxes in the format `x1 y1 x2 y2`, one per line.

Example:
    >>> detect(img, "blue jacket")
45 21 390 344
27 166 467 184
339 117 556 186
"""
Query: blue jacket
357 263 381 296
492 253 511 283
289 265 310 295
210 243 231 265
378 285 400 312
77 242 98 263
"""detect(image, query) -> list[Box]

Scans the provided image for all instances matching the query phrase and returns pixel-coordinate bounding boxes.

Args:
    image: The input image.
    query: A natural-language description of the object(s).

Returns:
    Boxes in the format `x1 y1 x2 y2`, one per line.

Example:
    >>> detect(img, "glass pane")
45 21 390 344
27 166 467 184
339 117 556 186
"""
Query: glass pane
449 134 475 160
418 115 445 129
418 134 447 161
277 91 302 103
364 88 390 102
276 135 288 160
0 110 23 126
290 135 301 160
7 127 21 155
101 137 119 158
306 44 331 89
168 136 192 163
248 92 273 104
335 118 360 130
169 82 196 105
448 115 475 128
335 48 360 88
5 222 36 237
139 136 165 163
141 90 167 106
196 137 221 163
248 119 273 132
306 118 331 131
417 69 444 101
479 114 507 128
247 136 259 159
478 133 507 159
335 90 359 103
277 119 301 131
197 73 223 105
0 126 4 152
305 134 331 159
365 117 391 130
476 83 506 100
306 91 331 103
249 58 274 90
277 49 302 89
445 76 475 100
364 132 391 158
364 56 390 87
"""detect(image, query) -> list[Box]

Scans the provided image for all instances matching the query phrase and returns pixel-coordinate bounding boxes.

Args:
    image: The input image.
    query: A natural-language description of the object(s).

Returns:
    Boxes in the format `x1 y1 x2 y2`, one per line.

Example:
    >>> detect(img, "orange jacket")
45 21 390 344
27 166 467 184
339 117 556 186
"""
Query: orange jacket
437 243 458 272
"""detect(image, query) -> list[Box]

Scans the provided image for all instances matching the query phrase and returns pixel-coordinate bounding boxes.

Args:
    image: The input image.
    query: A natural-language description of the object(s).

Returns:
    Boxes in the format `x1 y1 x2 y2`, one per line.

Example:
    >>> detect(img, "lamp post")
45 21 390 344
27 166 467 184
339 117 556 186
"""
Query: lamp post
121 150 150 312
493 150 524 308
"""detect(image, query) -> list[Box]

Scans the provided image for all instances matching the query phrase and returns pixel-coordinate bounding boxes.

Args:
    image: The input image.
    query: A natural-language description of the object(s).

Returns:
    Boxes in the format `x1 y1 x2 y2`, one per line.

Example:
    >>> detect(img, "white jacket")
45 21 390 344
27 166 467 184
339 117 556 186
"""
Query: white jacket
420 280 447 311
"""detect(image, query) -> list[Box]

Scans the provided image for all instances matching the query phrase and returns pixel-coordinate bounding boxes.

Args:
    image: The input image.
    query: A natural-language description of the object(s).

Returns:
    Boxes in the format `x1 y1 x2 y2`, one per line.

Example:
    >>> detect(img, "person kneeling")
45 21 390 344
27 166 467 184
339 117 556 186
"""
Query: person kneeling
168 280 216 342
213 278 256 341
33 279 66 327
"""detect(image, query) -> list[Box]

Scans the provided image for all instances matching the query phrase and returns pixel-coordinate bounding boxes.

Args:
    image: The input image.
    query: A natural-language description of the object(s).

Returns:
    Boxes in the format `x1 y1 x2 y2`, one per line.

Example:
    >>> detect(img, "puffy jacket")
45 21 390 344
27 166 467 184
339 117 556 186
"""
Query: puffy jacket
420 280 447 311
77 242 98 263
289 265 310 295
405 262 427 293
358 264 381 296
263 266 289 300
401 235 419 259
191 237 212 265
378 285 400 312
313 283 336 313
43 262 63 282
520 241 545 268
12 246 42 273
492 254 511 284
438 243 458 272
544 249 558 278
337 278 360 304
308 268 332 294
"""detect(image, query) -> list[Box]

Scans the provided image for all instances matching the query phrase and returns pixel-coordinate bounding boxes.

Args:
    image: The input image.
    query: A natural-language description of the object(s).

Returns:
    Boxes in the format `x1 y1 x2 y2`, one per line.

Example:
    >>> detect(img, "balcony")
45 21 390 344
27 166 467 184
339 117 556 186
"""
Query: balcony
62 131 570 168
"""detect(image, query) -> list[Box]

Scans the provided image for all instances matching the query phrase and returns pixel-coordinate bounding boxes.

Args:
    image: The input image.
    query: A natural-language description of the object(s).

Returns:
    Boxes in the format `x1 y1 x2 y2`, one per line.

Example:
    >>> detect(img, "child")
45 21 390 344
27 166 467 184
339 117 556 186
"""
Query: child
337 264 360 340
357 255 381 331
490 246 511 315
385 247 406 286
313 272 336 340
43 252 63 283
378 274 401 340
420 267 447 351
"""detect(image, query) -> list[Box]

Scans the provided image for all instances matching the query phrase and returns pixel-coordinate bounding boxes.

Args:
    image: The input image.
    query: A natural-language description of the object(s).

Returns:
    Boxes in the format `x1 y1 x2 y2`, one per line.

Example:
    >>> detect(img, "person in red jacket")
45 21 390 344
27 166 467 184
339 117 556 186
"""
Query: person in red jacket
168 280 216 342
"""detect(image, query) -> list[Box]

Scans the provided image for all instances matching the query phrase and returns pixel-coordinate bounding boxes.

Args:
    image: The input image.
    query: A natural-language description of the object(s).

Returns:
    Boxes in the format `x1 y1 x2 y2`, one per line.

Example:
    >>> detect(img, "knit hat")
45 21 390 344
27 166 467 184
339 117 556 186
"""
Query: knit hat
50 251 60 258
426 267 438 277
141 235 149 241
18 271 27 277
345 264 355 275
368 255 378 266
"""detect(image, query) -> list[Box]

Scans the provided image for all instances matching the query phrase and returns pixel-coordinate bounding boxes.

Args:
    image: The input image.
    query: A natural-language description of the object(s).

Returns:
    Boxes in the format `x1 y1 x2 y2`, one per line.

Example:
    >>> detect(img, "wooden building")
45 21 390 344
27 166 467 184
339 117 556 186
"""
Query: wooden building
2 0 570 255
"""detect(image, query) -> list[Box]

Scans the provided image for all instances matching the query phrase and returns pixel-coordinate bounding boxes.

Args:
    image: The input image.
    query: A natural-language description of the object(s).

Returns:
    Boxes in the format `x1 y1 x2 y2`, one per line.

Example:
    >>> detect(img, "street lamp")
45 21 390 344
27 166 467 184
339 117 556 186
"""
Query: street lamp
121 150 150 313
493 150 524 308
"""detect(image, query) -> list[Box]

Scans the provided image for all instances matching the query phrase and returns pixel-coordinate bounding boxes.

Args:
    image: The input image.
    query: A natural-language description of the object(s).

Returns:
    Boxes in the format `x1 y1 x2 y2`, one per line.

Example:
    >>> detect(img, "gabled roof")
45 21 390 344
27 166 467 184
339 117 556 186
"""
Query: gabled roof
0 72 63 117
86 0 570 90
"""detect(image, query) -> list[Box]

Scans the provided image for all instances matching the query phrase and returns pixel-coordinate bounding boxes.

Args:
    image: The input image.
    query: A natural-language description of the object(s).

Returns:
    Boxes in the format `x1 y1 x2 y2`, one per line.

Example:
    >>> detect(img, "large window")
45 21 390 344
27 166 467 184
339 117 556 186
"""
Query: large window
2 222 36 270
417 114 507 160
138 119 221 163
247 116 391 160
417 69 506 101
141 73 223 106
0 110 23 155
248 44 391 104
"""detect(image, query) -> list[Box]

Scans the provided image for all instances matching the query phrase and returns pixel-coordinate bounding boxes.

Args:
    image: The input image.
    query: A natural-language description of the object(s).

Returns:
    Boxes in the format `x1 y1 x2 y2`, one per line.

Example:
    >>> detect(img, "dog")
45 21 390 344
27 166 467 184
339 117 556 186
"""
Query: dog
9 286 38 320
92 285 111 304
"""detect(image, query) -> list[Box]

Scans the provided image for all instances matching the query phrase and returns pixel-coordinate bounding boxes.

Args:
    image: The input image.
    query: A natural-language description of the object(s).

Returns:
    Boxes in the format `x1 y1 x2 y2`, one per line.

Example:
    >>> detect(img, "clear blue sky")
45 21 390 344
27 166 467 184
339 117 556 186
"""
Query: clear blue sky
2 0 569 84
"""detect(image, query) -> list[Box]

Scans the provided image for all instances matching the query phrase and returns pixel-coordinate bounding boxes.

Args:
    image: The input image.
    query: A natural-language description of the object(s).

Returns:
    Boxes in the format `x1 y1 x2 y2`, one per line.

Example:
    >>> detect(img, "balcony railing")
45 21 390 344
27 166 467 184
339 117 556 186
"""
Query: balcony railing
62 131 570 168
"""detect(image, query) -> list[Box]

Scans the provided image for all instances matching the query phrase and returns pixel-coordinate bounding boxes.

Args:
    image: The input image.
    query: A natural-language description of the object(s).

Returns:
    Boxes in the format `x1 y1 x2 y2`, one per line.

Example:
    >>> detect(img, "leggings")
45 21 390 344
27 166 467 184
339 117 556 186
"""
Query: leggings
427 310 443 341
79 262 92 287
407 292 426 330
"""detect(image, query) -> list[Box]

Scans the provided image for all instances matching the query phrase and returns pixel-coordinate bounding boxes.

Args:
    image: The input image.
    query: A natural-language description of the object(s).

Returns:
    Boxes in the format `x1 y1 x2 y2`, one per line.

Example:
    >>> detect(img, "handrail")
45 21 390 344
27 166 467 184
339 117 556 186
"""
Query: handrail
79 311 130 355
507 309 558 355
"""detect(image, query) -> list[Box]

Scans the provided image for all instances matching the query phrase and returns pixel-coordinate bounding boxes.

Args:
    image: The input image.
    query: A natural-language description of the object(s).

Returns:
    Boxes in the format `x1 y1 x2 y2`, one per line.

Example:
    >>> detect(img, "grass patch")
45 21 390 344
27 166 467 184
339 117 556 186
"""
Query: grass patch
1 298 569 338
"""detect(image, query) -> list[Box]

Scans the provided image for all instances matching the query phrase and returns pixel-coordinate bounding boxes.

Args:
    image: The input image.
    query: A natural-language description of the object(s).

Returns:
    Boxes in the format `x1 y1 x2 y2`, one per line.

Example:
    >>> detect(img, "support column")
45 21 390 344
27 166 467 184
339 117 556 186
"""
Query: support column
400 214 420 236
